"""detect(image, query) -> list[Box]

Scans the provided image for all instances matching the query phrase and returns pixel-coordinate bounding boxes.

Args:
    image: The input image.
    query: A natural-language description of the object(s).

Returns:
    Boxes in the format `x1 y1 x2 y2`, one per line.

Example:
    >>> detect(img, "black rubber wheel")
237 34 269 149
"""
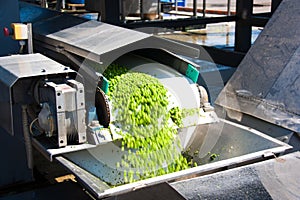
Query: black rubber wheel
95 87 110 128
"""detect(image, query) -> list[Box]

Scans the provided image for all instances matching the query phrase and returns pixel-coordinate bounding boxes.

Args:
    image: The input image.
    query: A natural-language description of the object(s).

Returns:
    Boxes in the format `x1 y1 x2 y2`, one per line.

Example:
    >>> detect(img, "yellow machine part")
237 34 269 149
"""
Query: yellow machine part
11 23 28 40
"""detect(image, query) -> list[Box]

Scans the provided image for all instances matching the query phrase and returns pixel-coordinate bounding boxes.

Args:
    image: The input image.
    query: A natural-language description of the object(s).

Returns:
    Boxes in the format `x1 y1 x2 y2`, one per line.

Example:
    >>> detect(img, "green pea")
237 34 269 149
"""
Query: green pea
103 64 201 185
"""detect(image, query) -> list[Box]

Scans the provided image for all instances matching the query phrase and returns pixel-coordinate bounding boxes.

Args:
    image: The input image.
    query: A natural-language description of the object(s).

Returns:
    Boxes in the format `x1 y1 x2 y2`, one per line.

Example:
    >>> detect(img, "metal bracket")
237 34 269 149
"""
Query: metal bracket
45 80 86 147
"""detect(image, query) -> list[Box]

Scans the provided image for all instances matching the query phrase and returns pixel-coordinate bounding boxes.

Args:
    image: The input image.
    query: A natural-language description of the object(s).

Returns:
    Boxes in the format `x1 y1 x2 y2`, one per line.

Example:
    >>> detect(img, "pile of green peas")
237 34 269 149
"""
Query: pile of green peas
103 64 197 184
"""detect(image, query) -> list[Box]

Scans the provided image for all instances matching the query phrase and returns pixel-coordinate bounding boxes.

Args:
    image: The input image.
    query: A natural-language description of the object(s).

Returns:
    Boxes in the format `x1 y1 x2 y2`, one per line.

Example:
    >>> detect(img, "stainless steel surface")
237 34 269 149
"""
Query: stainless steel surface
41 80 86 147
67 79 86 144
32 137 97 161
215 0 300 133
56 156 111 198
27 23 33 54
0 53 74 135
19 2 199 66
0 53 73 87
59 119 291 198
171 151 300 200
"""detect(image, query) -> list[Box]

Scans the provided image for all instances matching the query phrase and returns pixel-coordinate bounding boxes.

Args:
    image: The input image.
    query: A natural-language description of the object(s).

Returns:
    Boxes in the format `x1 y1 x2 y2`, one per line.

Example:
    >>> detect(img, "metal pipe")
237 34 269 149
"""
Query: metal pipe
227 0 231 16
157 0 161 18
175 0 178 12
202 0 206 17
193 0 197 17
120 0 125 21
234 0 253 52
22 105 33 169
140 0 143 19
27 23 33 54
56 0 66 10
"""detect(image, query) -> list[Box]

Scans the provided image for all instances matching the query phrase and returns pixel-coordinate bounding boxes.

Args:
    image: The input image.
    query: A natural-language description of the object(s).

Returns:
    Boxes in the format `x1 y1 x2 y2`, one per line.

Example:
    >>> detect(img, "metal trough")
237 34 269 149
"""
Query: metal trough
56 119 291 199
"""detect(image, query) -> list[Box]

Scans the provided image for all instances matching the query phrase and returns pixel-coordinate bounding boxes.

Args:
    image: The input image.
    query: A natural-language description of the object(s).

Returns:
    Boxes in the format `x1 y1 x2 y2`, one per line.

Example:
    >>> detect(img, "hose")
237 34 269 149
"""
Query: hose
22 105 34 169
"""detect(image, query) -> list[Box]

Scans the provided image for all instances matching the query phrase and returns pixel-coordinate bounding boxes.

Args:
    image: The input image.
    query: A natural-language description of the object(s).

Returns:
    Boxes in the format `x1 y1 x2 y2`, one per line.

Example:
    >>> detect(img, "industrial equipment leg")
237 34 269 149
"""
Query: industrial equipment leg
140 0 143 19
227 0 231 16
55 0 65 11
202 0 206 17
193 0 197 17
234 0 253 53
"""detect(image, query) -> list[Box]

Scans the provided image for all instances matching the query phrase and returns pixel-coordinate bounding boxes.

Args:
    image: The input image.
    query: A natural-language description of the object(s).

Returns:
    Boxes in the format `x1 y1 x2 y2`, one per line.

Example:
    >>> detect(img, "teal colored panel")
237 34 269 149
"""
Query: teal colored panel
186 64 199 83
101 76 109 94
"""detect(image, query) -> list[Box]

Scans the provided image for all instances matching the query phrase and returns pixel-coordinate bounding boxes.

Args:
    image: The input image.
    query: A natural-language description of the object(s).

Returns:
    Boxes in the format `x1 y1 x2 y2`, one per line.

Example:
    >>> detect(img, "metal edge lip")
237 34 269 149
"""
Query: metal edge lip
96 147 290 199
32 137 98 161
219 119 293 149
55 156 110 198
215 92 300 133
57 144 290 199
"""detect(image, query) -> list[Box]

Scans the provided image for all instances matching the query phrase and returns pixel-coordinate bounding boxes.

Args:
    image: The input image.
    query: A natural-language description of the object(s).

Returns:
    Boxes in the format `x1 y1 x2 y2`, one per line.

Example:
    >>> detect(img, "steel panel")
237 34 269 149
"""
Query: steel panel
19 3 199 65
171 151 300 200
0 54 75 135
215 0 300 132
32 16 199 62
0 54 73 86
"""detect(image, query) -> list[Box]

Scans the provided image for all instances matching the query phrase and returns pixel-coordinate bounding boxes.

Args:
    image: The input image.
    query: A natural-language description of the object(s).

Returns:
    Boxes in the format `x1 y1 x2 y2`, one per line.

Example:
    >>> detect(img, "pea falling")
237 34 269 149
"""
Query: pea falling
103 64 196 184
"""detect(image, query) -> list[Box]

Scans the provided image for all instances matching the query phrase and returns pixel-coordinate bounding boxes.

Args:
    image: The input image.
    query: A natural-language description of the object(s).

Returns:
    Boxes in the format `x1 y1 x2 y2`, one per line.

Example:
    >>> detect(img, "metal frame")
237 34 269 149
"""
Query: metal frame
86 0 281 67
25 1 282 68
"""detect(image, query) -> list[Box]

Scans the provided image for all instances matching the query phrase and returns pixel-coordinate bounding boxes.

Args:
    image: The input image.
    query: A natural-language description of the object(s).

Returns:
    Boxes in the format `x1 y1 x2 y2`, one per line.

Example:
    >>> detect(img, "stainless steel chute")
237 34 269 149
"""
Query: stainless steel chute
58 119 291 198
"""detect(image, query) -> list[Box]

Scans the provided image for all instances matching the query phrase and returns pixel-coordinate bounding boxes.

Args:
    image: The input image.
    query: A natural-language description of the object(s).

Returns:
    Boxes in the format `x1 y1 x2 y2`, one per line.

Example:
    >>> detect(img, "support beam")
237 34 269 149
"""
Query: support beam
85 0 121 24
234 0 253 53
271 0 282 13
193 0 197 17
124 16 236 29
163 40 246 68
247 16 269 27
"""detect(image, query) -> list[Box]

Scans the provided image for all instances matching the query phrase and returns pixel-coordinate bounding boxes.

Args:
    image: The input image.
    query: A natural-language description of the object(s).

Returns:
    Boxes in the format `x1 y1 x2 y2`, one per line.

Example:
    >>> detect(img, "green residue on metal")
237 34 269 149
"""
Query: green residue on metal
185 64 199 83
101 76 109 94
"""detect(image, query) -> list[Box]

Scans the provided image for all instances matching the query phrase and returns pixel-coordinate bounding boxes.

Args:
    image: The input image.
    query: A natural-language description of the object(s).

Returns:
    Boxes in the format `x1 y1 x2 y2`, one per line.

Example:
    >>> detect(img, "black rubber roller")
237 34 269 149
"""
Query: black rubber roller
95 87 110 128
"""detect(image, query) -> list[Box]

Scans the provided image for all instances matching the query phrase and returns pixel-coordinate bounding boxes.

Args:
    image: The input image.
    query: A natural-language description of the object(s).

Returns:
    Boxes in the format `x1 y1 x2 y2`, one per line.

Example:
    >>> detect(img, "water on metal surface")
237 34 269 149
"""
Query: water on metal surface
158 22 262 48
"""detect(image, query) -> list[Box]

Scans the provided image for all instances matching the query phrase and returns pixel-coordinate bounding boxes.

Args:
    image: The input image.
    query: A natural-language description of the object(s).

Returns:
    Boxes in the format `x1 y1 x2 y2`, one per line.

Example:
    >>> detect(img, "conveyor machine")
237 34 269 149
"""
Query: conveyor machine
0 2 293 198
